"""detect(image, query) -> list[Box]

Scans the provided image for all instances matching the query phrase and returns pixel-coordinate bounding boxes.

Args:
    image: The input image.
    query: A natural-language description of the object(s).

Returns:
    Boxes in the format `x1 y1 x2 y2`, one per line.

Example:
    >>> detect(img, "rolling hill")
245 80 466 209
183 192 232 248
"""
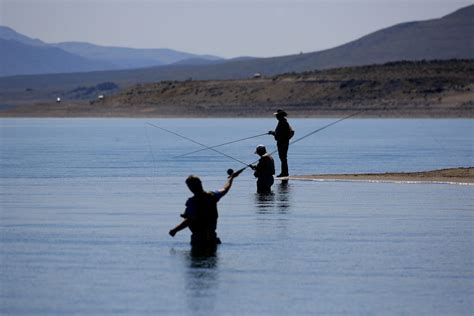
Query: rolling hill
0 25 45 46
0 38 113 77
51 42 223 69
0 26 224 76
2 60 472 118
0 5 472 95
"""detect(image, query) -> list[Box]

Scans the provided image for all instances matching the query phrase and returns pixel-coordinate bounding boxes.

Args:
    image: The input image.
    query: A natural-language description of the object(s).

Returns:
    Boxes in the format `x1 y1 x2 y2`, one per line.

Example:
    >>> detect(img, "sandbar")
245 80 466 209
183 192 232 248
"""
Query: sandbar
289 167 474 185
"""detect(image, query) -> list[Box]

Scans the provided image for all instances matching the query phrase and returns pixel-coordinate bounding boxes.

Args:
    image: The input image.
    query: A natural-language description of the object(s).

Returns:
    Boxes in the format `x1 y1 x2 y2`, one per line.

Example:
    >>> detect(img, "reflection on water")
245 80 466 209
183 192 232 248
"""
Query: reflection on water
255 180 292 212
255 191 275 210
173 247 220 314
2 119 473 315
276 180 291 210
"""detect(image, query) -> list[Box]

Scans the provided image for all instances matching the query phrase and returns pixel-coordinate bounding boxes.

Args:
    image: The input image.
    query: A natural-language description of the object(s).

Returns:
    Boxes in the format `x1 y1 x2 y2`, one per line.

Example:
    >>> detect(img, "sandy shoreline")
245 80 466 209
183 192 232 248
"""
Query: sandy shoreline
289 167 474 185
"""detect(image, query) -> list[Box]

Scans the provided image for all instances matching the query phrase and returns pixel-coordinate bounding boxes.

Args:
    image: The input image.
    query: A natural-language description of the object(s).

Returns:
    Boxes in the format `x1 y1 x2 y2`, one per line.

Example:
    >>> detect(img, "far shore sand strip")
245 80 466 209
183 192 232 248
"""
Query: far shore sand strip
289 167 474 185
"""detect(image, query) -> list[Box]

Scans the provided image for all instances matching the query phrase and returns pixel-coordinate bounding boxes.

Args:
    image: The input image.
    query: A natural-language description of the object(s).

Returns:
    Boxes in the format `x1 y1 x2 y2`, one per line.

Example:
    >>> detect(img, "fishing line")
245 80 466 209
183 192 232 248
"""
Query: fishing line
247 110 365 167
287 110 363 147
146 122 249 167
147 110 363 176
145 124 159 192
174 132 268 158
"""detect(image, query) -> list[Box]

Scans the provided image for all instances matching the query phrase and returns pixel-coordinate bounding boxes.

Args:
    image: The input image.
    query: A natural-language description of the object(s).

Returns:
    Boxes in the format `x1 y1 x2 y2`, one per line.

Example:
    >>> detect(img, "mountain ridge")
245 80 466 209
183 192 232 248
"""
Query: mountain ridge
51 41 223 68
0 26 226 76
0 5 472 90
0 26 45 46
0 38 114 77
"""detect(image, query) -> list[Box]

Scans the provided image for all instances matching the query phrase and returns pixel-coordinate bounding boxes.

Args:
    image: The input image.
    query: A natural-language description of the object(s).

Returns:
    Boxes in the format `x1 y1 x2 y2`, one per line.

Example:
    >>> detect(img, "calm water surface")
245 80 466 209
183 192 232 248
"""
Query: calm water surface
1 118 473 315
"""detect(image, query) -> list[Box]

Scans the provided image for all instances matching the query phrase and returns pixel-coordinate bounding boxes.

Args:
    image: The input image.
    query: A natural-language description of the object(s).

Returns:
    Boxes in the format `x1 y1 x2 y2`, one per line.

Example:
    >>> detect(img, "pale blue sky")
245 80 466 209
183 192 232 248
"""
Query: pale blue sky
0 0 472 58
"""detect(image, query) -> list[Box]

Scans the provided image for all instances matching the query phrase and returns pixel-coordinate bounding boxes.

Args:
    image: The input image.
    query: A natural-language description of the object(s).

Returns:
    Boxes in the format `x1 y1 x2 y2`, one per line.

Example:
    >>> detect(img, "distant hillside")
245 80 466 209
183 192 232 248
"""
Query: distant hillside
96 59 473 118
2 60 472 118
0 5 472 89
52 42 223 69
0 26 225 76
171 58 227 66
0 26 45 46
0 39 113 77
284 4 474 70
181 3 474 77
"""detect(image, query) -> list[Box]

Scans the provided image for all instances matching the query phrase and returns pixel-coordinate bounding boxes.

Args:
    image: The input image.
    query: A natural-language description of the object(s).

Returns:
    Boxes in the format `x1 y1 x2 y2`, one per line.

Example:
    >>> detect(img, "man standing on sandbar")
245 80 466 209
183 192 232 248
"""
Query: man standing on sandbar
268 109 294 177
169 171 240 247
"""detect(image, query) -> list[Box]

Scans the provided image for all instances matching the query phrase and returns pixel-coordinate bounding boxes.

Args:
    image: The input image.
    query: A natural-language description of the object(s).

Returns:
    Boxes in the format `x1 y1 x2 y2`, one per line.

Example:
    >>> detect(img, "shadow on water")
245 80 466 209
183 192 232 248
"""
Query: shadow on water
254 180 292 213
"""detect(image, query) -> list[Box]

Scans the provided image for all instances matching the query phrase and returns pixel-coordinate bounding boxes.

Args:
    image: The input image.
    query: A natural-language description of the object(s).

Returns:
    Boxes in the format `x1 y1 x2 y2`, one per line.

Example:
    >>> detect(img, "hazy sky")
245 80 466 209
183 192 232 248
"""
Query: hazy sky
0 0 472 58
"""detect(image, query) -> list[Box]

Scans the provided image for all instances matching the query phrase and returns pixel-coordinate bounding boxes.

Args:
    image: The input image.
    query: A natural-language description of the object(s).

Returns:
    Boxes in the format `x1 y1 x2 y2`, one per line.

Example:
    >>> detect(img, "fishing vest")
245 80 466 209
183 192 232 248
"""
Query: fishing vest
186 191 219 235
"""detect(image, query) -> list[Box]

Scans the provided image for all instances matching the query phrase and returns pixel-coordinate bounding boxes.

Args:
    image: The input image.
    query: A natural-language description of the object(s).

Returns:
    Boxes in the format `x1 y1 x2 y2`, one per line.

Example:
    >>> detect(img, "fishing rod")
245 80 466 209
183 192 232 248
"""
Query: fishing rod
148 110 363 176
288 110 363 148
247 110 365 167
174 132 268 158
146 122 249 169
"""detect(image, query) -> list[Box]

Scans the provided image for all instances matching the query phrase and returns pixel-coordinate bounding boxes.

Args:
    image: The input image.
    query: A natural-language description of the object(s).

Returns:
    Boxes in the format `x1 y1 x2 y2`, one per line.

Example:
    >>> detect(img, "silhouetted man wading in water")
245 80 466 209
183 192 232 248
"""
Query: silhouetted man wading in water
268 109 294 177
169 172 240 247
249 144 275 193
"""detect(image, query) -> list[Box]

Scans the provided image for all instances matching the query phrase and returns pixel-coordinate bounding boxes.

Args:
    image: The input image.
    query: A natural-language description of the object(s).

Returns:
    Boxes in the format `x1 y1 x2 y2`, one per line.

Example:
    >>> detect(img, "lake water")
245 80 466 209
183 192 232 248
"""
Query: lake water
1 118 473 315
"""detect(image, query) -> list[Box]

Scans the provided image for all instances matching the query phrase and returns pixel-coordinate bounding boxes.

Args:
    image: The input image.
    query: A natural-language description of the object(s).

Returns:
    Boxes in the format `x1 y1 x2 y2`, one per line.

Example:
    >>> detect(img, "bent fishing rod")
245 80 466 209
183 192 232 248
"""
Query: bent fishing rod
147 110 363 176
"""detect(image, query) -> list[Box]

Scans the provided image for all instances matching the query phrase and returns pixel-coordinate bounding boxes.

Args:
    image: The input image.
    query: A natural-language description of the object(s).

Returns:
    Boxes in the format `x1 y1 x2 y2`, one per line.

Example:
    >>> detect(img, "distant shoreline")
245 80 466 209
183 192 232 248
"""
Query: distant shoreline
0 110 472 118
1 60 472 118
289 167 474 185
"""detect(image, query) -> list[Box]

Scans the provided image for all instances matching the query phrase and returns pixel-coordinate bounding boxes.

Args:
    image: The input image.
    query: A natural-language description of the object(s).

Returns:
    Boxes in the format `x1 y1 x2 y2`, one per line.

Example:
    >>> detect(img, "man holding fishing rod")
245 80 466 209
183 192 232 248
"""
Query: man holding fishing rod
169 168 244 247
268 109 294 177
249 144 275 193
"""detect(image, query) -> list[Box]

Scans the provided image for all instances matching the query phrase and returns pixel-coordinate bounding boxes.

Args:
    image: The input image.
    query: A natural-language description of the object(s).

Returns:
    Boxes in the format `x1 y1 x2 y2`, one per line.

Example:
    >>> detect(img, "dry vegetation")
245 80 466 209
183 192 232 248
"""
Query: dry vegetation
2 60 473 117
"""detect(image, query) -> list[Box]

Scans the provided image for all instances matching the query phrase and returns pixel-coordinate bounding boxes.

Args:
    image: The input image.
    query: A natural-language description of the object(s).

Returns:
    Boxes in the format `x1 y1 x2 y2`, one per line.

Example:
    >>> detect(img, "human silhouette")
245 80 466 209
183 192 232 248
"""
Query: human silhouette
169 171 240 247
249 144 275 193
268 109 294 177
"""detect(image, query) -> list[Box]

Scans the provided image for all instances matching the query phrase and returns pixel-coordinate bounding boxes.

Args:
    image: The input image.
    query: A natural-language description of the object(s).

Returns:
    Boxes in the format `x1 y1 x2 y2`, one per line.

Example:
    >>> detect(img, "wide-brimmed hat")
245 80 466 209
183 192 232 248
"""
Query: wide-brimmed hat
255 144 266 154
273 109 287 117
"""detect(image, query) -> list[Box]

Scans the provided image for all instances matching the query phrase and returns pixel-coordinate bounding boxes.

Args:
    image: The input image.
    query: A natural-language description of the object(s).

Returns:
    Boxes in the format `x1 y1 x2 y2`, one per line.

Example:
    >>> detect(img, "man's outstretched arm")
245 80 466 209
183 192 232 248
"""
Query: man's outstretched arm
169 218 190 237
219 168 242 196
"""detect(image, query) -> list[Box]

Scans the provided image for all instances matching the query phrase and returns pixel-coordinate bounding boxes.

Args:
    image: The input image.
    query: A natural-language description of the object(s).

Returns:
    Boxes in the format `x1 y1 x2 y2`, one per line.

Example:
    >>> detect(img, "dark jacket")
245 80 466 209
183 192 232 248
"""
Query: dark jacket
274 119 294 143
254 154 275 178
183 191 222 245
253 154 275 193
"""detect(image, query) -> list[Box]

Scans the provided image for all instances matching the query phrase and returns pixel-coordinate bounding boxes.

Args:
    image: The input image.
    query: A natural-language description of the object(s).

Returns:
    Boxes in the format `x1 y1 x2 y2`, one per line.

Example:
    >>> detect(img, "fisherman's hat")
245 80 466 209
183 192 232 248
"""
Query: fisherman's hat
273 109 287 117
255 144 266 154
